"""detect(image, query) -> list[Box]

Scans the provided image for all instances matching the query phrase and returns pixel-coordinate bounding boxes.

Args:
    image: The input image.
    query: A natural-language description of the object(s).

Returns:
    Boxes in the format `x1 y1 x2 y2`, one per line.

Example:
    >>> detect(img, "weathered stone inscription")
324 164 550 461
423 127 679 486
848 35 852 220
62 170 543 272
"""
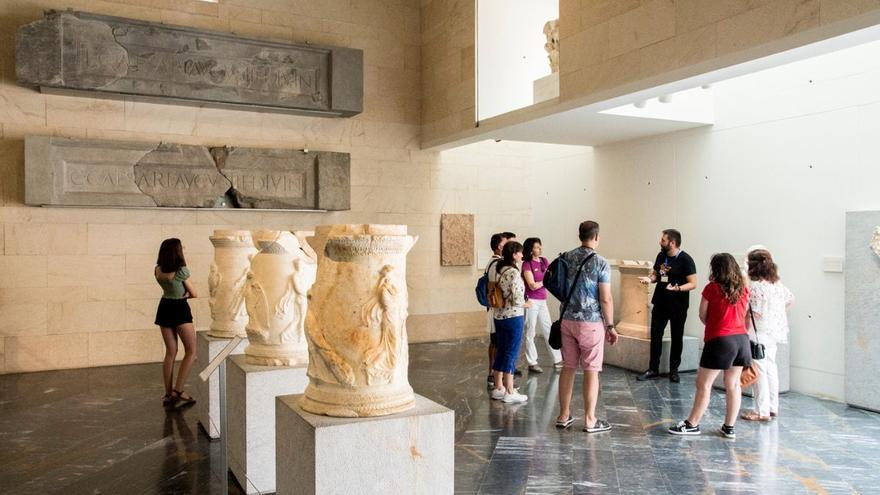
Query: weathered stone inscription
26 136 350 210
17 11 363 117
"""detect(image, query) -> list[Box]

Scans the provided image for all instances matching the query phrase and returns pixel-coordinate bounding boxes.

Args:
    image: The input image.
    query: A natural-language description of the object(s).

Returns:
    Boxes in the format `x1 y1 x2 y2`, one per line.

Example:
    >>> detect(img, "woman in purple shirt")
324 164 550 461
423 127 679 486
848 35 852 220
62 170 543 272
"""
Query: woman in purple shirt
521 238 563 372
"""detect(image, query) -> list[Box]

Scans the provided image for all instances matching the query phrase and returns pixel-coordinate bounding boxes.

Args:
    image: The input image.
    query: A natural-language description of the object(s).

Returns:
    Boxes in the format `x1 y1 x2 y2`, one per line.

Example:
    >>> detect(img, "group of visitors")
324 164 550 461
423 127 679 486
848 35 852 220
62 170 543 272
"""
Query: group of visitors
482 222 794 439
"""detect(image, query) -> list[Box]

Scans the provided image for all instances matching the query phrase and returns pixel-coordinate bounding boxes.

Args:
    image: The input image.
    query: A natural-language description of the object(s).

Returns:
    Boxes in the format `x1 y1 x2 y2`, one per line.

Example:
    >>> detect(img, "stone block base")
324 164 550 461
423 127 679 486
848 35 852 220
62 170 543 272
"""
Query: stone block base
195 331 247 439
228 355 308 494
533 72 559 103
603 334 700 373
713 342 791 397
276 394 454 495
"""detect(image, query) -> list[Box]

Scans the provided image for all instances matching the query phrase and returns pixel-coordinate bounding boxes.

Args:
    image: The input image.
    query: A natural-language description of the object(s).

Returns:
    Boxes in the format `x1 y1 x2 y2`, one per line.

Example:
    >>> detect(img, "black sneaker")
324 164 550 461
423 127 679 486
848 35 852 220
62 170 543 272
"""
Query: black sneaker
514 368 523 377
668 420 700 435
636 370 660 381
486 374 494 388
669 371 680 383
720 424 736 439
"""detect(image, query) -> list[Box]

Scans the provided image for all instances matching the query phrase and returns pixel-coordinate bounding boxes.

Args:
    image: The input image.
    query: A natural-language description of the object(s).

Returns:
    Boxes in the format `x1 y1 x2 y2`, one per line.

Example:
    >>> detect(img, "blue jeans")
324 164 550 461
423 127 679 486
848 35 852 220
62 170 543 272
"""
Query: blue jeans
492 316 524 373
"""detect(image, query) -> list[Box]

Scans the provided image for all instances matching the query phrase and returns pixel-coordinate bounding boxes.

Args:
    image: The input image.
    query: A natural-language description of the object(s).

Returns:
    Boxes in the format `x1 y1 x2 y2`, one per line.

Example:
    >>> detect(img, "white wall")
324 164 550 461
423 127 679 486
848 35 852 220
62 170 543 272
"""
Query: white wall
588 39 880 401
477 0 557 120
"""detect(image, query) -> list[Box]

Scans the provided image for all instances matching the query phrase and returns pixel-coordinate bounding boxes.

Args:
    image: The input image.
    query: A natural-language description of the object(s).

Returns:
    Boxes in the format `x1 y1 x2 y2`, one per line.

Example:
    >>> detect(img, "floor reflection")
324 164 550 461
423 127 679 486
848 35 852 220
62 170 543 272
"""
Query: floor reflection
1 338 879 494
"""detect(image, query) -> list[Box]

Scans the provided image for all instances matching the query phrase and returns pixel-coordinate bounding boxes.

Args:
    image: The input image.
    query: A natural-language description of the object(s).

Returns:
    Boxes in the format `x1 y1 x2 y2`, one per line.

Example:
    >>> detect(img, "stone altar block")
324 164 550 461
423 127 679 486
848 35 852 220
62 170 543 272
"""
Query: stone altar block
276 394 453 495
846 211 880 411
616 260 653 339
195 331 247 439
603 334 699 374
228 355 309 494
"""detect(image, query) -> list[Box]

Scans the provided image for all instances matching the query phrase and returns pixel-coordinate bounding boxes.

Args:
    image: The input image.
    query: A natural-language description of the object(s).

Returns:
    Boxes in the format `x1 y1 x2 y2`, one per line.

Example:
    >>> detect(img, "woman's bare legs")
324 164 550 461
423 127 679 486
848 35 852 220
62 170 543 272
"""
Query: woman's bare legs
160 326 178 396
723 366 744 426
173 323 197 394
687 367 721 426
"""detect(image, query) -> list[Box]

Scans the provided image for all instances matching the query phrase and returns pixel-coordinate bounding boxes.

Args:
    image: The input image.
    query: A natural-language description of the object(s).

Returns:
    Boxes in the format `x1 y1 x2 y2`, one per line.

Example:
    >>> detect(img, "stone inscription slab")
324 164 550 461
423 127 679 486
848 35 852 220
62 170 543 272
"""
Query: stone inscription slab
25 136 350 210
440 214 474 266
845 211 880 411
16 10 363 117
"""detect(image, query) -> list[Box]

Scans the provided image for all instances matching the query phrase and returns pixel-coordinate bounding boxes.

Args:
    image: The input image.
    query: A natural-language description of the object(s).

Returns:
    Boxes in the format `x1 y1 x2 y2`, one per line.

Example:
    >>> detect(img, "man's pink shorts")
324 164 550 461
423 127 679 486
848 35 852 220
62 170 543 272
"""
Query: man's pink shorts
560 319 605 372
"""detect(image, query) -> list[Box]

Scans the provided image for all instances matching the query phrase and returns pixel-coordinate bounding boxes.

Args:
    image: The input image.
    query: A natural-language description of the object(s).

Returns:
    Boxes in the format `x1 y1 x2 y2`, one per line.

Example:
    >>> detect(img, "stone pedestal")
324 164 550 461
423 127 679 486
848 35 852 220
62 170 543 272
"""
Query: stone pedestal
616 261 652 339
275 394 453 495
603 334 699 373
714 342 791 397
227 355 309 494
533 72 559 103
195 331 247 439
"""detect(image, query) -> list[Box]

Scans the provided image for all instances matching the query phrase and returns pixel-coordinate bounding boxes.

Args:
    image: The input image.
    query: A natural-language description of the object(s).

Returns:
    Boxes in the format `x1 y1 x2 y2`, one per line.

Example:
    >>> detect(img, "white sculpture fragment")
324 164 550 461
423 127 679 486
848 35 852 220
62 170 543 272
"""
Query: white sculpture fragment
208 230 257 339
300 224 418 417
871 227 880 259
243 230 316 366
543 19 559 73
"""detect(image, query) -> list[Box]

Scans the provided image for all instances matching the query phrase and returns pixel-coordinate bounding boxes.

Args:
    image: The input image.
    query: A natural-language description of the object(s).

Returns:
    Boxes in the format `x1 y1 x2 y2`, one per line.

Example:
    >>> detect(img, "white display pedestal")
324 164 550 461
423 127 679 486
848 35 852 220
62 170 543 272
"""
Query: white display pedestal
275 394 454 495
713 342 791 397
603 334 700 373
227 355 308 494
195 331 247 439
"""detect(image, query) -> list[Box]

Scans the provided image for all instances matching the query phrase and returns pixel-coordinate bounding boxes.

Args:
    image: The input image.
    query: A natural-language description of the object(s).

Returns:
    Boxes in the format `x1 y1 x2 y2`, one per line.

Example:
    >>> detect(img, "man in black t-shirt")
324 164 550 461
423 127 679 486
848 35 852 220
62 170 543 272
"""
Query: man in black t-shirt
636 229 697 383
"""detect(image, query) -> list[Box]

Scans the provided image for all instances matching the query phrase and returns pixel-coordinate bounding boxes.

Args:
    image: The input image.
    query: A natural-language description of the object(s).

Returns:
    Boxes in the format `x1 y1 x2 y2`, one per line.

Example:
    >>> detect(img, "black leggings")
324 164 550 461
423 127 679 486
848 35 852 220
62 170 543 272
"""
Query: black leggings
649 306 688 373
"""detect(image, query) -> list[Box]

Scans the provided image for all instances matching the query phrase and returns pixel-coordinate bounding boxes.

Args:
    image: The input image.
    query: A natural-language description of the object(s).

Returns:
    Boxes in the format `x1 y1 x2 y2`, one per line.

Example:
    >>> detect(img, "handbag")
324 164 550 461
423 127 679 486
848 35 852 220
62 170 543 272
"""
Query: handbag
549 252 596 350
748 304 765 360
740 363 760 389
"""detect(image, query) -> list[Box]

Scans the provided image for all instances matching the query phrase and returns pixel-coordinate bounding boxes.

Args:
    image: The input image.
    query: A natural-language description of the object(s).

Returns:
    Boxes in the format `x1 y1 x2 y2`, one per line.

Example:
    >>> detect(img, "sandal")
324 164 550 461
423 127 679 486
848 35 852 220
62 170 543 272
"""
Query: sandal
555 416 575 428
583 419 612 433
173 389 196 407
740 411 771 422
162 393 177 407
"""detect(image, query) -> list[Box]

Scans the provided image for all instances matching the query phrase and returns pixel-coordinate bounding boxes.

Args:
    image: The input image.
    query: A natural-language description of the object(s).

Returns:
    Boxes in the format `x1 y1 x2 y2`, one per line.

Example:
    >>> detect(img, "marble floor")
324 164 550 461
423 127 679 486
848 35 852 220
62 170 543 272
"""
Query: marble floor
1 338 879 494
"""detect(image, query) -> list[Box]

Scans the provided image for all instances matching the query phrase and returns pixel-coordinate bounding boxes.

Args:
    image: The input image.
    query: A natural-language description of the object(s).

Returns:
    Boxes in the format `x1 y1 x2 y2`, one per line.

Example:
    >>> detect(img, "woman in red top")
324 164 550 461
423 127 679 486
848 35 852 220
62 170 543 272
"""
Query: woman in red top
669 253 750 439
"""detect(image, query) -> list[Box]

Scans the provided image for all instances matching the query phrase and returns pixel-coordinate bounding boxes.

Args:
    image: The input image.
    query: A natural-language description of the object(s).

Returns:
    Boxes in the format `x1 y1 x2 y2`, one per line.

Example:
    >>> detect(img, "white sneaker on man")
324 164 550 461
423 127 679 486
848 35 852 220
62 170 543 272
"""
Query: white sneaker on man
503 389 528 403
490 388 506 400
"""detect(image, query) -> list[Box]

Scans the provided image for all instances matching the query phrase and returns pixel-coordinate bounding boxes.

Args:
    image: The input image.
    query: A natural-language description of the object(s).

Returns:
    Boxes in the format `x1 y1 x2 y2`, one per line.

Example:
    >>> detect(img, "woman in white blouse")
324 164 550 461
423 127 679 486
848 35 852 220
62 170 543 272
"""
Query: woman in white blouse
742 249 794 421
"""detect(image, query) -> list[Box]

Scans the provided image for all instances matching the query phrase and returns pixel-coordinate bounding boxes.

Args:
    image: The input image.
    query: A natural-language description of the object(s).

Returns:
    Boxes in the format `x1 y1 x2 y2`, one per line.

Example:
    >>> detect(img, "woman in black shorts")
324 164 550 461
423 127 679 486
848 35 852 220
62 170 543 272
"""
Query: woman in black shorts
155 238 199 407
668 253 750 439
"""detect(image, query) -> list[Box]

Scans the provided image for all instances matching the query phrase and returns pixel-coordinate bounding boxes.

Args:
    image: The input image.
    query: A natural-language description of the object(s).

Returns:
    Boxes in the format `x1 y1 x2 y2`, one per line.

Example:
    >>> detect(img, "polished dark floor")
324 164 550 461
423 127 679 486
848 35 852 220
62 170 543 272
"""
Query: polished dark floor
2 338 879 494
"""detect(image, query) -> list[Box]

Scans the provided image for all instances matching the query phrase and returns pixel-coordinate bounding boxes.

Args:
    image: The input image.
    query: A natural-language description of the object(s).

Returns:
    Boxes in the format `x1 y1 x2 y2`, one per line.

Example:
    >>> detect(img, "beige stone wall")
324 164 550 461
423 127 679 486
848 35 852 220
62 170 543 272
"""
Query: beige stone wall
558 0 880 104
0 0 533 373
420 0 476 147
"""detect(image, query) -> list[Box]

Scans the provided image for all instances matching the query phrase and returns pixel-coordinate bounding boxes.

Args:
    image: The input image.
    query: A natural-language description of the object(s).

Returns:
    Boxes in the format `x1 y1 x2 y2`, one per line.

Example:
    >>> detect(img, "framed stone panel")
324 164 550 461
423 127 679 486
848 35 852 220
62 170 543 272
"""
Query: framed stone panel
25 136 350 211
440 214 474 266
16 10 363 117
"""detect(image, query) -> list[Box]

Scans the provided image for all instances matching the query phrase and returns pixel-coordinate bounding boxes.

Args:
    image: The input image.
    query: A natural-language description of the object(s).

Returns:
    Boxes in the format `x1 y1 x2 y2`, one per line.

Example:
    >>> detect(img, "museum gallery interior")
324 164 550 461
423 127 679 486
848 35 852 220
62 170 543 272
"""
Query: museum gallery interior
2 0 880 494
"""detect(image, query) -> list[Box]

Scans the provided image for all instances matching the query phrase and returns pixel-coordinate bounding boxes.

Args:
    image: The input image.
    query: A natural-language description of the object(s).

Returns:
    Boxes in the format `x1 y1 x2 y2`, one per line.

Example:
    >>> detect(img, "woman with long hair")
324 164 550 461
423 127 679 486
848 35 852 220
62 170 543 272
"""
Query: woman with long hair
669 253 750 439
520 237 562 372
741 249 794 421
155 238 199 407
490 241 531 403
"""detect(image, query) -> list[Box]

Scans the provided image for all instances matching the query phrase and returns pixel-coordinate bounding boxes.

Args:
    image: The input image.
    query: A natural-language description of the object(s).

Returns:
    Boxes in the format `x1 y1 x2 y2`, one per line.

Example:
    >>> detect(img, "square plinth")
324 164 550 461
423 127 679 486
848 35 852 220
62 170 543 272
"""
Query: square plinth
603 334 700 373
276 394 454 495
195 331 248 439
228 355 309 494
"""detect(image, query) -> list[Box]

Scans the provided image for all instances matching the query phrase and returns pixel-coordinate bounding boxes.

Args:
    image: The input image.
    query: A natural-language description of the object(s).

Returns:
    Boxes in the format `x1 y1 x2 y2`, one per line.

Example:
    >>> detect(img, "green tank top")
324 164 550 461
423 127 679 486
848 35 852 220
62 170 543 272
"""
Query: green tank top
156 266 190 299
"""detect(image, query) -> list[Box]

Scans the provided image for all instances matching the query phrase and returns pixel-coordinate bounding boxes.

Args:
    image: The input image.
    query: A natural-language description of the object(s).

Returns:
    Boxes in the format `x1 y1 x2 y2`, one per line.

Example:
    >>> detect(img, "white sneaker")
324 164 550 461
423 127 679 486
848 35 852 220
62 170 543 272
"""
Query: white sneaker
490 388 506 400
503 389 528 403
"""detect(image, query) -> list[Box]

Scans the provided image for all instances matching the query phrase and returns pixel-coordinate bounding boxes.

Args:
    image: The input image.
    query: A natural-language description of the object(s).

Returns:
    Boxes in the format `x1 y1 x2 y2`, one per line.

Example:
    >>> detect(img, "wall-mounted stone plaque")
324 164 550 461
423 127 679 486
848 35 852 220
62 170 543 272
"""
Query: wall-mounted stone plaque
25 136 350 210
16 10 363 117
440 214 474 266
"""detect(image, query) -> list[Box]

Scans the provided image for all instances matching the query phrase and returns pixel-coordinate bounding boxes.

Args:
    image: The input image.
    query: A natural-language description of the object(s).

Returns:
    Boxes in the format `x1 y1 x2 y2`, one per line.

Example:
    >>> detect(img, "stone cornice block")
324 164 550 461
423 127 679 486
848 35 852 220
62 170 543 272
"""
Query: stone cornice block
16 10 363 118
